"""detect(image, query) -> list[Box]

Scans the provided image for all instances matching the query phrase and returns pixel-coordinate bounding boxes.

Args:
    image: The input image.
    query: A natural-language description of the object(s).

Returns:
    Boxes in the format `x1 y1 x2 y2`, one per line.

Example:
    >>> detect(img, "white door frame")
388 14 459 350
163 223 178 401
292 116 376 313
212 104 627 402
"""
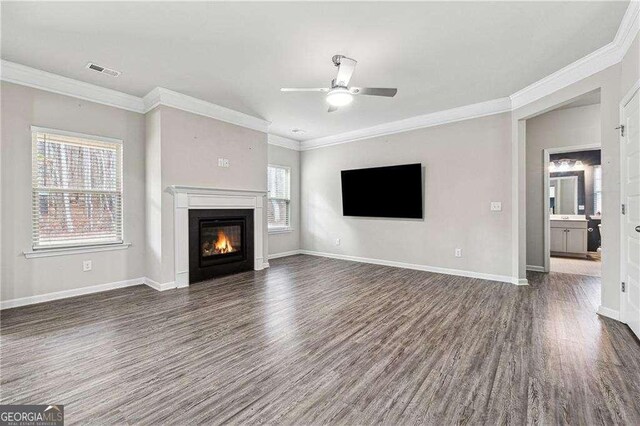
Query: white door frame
619 80 639 326
543 144 600 272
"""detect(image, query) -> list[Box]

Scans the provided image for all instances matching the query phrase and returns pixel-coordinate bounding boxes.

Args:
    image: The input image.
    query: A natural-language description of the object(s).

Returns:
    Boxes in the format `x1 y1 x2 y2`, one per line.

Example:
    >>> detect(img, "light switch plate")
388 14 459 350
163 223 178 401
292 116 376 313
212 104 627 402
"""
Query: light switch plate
491 202 502 211
83 260 92 272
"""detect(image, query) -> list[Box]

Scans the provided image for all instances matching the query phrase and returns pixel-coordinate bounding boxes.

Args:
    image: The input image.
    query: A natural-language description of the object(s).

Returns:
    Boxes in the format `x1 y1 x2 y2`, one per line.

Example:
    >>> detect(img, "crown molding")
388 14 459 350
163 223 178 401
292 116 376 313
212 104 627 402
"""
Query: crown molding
0 60 145 113
0 60 271 133
510 0 639 110
300 97 512 151
143 87 270 133
2 1 637 148
267 134 301 151
615 0 640 56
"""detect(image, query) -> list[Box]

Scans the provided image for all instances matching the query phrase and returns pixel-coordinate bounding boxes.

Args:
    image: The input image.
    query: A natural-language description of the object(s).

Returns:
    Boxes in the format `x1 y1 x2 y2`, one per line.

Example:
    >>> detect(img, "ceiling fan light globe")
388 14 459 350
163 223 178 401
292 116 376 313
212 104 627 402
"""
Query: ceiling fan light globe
326 88 353 107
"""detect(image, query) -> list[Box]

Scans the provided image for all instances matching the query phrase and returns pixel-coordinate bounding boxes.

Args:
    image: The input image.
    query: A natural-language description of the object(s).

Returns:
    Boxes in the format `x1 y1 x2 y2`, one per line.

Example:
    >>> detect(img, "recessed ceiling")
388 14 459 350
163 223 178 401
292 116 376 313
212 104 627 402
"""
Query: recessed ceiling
0 1 628 140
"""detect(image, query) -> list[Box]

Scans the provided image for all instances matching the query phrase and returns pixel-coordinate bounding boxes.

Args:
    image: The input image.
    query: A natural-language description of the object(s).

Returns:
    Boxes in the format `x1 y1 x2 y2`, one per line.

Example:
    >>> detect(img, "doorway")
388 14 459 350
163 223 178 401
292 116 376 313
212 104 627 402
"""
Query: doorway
545 147 602 277
525 89 602 278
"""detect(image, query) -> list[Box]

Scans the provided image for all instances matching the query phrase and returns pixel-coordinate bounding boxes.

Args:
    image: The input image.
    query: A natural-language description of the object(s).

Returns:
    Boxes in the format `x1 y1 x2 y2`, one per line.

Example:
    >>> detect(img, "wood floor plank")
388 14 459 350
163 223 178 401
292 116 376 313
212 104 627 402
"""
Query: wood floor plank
2 254 640 425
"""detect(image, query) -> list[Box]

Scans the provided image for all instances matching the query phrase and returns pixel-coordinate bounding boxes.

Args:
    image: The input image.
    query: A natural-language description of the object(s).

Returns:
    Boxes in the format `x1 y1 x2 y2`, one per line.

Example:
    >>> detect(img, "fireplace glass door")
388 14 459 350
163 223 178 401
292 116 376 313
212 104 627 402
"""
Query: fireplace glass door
199 219 245 267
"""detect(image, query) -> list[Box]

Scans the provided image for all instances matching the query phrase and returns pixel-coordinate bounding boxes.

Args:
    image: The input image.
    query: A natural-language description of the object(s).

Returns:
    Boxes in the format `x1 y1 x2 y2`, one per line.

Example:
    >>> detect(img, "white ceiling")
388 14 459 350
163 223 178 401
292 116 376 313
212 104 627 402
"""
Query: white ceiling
0 2 628 140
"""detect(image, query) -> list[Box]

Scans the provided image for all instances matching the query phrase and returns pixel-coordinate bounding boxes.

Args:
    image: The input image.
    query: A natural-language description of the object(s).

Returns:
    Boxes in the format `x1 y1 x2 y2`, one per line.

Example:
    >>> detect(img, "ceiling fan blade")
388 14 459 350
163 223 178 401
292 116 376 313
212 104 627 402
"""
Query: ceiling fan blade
350 87 397 97
280 88 330 92
327 105 338 113
334 56 357 87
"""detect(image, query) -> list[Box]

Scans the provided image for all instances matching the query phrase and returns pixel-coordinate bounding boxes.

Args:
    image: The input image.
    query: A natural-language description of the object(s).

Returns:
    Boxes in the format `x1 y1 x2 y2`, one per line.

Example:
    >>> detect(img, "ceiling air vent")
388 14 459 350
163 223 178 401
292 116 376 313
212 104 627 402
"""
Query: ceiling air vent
86 62 121 77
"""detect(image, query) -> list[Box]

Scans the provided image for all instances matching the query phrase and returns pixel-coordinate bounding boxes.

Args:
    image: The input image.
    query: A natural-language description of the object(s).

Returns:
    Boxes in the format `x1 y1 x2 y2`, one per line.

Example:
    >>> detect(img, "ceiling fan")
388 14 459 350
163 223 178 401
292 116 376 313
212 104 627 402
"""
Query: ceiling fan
281 55 397 112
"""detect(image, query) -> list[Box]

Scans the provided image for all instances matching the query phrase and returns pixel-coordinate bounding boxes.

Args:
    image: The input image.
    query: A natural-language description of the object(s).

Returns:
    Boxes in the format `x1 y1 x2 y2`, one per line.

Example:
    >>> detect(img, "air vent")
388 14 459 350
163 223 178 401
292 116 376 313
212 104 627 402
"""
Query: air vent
86 62 121 77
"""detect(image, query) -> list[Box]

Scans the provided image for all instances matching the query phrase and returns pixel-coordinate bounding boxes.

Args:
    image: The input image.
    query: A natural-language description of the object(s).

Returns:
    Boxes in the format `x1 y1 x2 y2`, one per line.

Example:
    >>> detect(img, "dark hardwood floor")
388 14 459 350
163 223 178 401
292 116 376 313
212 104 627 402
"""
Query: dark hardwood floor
2 255 639 425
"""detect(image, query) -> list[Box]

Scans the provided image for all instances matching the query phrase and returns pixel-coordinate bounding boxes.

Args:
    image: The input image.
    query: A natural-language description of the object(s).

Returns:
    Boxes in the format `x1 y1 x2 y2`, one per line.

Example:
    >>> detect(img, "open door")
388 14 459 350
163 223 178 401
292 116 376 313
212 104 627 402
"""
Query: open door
621 86 640 339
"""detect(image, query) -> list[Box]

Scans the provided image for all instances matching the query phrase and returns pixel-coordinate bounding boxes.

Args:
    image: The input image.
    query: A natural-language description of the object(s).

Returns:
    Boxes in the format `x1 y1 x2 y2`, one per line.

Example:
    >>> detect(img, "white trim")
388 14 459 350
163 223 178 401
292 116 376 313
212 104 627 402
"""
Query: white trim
526 265 545 272
0 277 145 310
300 97 512 150
621 79 640 108
0 60 145 113
614 0 640 58
268 134 301 151
31 126 123 145
619 82 639 328
299 250 519 285
23 243 131 259
511 1 639 110
166 185 267 196
143 87 270 133
144 277 176 292
597 305 620 321
268 249 302 259
515 278 529 286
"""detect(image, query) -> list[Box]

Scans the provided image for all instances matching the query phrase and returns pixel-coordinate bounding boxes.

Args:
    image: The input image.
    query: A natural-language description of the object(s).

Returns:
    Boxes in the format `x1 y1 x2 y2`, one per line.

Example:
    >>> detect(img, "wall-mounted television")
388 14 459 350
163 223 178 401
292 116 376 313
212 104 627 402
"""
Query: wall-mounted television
341 163 423 219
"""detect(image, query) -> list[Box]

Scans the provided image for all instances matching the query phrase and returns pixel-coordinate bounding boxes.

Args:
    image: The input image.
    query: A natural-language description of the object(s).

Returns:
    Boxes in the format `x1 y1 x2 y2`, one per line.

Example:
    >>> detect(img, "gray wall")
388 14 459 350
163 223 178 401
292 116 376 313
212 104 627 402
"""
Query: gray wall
0 82 146 300
525 104 601 268
514 33 639 312
268 144 301 256
150 106 268 284
301 112 513 279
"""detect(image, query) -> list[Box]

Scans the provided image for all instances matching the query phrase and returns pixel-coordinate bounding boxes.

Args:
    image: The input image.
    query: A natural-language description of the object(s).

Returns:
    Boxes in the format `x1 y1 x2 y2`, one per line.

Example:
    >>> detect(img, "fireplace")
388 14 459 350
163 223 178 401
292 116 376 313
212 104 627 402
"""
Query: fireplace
189 209 254 283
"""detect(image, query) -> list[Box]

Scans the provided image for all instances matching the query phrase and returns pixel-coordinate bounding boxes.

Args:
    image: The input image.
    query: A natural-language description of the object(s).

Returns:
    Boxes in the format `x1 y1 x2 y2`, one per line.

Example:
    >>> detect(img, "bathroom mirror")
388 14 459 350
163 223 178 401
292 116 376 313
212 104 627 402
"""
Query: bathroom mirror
550 176 578 214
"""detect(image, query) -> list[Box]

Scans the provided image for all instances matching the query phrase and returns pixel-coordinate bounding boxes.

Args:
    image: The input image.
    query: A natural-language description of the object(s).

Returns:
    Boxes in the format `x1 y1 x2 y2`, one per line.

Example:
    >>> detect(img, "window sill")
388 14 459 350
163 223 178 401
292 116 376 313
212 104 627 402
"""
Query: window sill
23 243 132 259
268 228 294 235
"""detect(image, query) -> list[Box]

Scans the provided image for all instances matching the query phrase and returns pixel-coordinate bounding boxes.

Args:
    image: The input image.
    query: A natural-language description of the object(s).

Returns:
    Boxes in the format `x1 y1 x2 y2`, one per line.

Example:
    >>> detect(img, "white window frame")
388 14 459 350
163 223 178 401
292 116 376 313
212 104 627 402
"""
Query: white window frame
267 164 292 233
29 126 127 254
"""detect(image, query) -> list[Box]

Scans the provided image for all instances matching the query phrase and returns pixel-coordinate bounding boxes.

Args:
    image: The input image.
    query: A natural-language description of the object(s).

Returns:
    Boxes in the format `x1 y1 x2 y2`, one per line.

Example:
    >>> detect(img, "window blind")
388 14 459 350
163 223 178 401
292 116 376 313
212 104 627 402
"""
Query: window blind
267 165 290 229
32 129 123 249
593 165 602 215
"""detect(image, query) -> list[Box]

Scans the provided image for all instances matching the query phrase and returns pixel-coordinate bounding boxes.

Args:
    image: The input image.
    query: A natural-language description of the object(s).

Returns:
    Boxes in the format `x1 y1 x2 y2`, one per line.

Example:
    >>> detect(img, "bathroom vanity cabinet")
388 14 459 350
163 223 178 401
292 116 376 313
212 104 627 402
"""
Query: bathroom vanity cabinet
550 218 588 256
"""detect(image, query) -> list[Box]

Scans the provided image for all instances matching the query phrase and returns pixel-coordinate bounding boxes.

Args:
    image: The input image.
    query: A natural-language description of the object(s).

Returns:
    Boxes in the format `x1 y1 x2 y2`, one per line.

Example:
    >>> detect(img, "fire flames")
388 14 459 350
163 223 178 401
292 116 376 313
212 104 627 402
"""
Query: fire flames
214 230 234 253
202 230 235 256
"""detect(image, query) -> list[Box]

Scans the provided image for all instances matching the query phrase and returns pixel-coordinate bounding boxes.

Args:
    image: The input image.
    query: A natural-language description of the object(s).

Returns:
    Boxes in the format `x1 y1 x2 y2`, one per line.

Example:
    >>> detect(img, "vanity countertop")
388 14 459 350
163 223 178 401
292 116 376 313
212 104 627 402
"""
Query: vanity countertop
550 214 587 221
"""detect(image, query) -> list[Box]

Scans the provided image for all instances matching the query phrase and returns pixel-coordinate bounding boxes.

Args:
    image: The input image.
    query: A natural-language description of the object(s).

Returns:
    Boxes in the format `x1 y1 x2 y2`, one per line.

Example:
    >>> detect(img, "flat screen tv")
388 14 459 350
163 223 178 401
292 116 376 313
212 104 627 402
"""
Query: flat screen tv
341 163 423 219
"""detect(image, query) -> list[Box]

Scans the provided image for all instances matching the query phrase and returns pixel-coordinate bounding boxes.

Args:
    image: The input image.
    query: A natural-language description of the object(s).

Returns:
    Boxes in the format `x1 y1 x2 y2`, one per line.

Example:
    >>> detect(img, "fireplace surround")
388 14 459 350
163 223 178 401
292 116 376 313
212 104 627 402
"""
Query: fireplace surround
188 209 254 282
168 186 267 288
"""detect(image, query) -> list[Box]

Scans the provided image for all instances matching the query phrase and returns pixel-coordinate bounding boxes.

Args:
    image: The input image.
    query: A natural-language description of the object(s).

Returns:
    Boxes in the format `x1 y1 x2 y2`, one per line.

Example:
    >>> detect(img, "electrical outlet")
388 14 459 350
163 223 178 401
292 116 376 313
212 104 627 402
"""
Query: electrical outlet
455 248 462 258
336 238 341 246
223 159 230 167
218 158 224 167
83 260 92 272
490 201 502 212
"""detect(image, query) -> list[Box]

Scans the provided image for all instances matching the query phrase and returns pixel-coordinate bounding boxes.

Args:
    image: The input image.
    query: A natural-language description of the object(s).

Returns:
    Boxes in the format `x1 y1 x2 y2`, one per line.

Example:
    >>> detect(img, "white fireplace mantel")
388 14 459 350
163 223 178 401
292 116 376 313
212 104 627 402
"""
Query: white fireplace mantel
167 185 268 287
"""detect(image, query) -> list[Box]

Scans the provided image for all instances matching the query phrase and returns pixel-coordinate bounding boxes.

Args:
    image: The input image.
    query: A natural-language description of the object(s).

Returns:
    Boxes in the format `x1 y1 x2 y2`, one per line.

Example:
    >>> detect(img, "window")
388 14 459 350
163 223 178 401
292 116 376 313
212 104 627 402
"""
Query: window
593 165 602 215
32 127 123 249
267 165 291 230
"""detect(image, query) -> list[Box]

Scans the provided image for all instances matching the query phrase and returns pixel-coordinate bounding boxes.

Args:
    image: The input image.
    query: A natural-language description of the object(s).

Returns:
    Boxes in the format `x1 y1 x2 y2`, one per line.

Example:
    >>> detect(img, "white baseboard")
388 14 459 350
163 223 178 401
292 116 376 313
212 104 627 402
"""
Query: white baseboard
268 250 302 260
0 277 146 310
0 275 185 309
144 277 177 291
514 278 529 286
299 250 517 285
597 305 620 321
526 265 546 272
262 262 270 268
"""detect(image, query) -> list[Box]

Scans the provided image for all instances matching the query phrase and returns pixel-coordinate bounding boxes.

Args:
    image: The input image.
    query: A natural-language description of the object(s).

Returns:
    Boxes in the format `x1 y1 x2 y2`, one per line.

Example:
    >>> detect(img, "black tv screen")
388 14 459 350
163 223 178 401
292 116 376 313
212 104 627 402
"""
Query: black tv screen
341 163 423 218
